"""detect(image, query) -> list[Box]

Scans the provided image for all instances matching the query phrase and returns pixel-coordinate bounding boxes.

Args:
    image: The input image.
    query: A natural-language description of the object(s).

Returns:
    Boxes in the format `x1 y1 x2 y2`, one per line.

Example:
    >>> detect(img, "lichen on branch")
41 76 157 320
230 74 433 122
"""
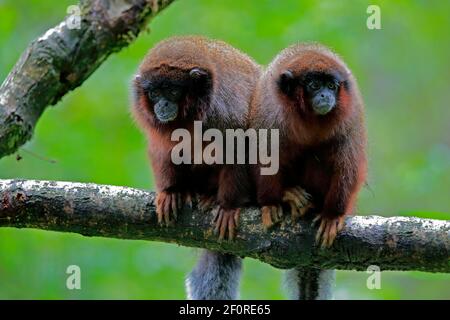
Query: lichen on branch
0 0 175 158
0 179 448 273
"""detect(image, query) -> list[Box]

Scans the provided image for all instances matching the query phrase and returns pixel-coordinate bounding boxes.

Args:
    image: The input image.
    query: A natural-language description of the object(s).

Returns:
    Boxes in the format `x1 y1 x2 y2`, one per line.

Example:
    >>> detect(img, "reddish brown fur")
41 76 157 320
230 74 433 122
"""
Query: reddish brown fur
249 43 367 246
132 36 260 238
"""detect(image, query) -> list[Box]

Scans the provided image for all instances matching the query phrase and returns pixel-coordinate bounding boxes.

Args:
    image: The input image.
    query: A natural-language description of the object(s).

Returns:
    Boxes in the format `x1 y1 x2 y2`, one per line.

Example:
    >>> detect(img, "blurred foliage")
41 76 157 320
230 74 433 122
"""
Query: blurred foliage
0 0 449 299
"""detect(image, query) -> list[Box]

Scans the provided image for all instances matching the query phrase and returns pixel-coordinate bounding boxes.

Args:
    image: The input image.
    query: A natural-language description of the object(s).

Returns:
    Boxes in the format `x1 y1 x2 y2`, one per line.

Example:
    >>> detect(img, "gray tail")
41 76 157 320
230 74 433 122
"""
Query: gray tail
283 267 335 300
186 250 242 300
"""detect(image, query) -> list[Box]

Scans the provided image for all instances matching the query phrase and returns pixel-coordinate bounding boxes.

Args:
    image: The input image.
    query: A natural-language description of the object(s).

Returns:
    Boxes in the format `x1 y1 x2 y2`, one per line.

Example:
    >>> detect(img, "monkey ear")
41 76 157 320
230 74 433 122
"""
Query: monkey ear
134 74 142 85
134 75 152 90
278 70 295 95
189 67 209 79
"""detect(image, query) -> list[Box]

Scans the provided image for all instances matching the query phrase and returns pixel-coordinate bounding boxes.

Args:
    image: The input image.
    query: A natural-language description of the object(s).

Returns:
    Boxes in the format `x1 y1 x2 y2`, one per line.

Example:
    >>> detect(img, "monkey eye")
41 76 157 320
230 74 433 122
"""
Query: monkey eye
167 88 182 100
189 68 208 79
309 81 320 91
147 90 160 101
327 82 338 90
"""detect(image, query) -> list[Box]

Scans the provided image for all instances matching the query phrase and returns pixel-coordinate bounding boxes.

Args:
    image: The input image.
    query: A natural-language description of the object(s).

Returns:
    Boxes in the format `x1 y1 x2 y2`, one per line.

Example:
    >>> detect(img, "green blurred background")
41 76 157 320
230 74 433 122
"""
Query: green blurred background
0 0 449 299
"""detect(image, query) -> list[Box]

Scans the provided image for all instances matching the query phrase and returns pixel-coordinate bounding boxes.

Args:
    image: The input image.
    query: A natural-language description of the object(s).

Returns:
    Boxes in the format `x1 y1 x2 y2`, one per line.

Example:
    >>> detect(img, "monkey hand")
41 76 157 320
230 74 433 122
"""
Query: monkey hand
282 186 313 222
155 191 192 226
214 207 240 241
261 205 283 231
313 214 346 248
197 194 217 212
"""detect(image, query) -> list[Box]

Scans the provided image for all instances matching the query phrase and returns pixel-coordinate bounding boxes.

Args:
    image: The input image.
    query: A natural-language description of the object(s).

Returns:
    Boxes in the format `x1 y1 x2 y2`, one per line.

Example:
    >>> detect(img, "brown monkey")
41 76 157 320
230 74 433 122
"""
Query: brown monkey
131 36 260 299
249 43 367 248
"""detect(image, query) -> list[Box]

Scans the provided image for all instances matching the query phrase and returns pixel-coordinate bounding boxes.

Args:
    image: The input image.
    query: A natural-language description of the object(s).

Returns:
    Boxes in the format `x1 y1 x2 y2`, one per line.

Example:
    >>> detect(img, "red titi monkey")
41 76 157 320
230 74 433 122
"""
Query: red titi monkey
250 43 367 300
250 43 367 248
132 36 260 299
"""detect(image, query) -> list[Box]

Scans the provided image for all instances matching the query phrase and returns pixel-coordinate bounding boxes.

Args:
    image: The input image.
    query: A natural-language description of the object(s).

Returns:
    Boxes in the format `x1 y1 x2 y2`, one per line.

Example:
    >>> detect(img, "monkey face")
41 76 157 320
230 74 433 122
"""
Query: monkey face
136 67 211 123
278 70 344 116
146 82 183 123
303 72 340 115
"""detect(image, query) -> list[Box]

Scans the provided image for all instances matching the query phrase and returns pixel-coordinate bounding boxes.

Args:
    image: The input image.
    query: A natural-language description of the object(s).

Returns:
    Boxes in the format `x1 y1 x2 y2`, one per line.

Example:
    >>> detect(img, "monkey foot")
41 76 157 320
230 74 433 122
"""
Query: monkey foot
261 205 283 231
197 195 216 212
155 191 191 226
184 193 193 208
282 186 313 221
214 208 240 241
313 214 346 248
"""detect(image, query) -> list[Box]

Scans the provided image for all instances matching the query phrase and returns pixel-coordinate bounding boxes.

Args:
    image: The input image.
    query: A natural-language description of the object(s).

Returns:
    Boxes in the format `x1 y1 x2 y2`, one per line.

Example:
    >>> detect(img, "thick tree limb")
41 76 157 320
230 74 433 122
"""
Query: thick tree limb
0 0 175 158
0 179 448 273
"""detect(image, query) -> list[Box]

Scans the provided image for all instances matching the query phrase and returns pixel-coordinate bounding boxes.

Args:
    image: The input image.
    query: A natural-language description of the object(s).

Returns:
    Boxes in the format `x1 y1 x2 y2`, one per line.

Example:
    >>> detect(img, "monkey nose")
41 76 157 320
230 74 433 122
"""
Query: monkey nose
321 93 334 104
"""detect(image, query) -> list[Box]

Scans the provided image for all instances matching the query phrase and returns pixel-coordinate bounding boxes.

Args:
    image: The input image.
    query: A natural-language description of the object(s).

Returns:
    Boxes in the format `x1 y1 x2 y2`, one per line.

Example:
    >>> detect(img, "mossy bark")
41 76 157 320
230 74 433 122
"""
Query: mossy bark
0 0 175 158
1 179 448 273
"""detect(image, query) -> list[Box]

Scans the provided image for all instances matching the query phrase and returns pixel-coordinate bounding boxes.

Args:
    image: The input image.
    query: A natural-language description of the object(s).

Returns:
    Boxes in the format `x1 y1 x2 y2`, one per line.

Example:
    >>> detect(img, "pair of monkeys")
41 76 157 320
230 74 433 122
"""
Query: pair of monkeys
132 36 367 300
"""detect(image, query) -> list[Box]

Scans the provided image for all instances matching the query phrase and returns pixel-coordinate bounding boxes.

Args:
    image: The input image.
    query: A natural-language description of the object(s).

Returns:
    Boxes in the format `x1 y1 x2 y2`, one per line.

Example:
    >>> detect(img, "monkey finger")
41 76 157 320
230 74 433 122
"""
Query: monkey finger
198 198 207 211
197 196 204 207
270 206 276 222
290 188 306 205
277 205 283 219
171 194 178 221
228 214 235 240
330 224 338 247
283 191 301 207
199 196 215 212
319 221 329 247
214 209 224 235
156 192 163 207
322 222 334 248
300 193 311 207
261 206 273 230
156 193 168 225
164 211 170 227
213 206 221 223
305 193 313 202
270 206 279 223
319 232 326 248
312 215 321 227
219 212 228 242
296 186 312 202
276 205 283 221
156 204 163 225
185 193 192 208
337 216 345 232
290 187 308 206
329 218 343 247
198 199 205 211
234 208 240 226
282 191 294 203
156 196 161 207
330 225 338 247
295 200 309 219
163 196 171 226
315 219 326 244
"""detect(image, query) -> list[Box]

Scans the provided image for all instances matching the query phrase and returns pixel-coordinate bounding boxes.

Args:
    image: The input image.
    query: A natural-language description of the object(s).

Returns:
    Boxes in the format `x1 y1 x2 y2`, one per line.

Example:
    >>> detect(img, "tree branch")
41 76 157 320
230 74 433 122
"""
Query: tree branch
1 179 448 273
0 0 175 158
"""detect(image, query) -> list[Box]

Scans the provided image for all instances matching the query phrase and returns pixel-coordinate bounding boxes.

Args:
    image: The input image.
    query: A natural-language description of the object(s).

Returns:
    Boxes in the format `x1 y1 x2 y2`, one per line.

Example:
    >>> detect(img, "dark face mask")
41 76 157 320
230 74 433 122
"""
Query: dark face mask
148 85 184 123
305 79 339 116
